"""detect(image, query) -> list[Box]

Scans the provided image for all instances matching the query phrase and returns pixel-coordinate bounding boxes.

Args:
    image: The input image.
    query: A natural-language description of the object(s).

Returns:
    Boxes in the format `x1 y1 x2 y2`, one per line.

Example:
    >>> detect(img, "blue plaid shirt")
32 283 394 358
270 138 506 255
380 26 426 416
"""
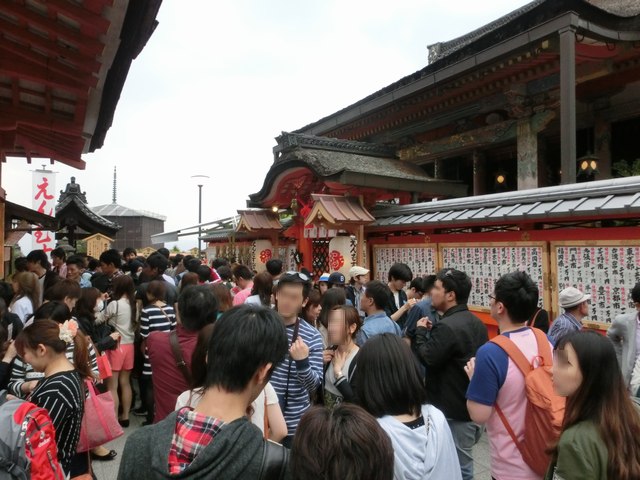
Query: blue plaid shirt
548 312 582 346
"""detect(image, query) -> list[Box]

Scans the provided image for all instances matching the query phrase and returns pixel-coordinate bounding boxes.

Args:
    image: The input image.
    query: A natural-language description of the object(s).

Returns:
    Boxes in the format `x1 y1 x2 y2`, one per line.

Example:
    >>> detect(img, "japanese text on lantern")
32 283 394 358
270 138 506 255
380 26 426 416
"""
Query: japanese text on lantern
31 171 56 253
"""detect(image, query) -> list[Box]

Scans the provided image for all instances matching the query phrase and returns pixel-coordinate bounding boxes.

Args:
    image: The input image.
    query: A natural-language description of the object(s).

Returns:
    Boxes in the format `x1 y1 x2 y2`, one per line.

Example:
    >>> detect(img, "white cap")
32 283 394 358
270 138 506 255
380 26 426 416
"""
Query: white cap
349 266 370 278
559 287 591 309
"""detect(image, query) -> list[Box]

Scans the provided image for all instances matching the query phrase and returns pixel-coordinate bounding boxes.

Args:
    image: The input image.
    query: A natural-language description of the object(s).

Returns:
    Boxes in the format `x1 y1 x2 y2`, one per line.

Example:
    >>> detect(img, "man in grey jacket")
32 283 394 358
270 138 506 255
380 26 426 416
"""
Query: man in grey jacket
118 305 289 479
607 282 640 390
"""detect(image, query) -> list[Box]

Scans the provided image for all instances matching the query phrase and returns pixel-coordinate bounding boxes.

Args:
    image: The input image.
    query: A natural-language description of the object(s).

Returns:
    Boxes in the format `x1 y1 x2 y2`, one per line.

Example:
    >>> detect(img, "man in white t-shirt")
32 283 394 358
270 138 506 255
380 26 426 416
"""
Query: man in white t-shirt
465 271 551 480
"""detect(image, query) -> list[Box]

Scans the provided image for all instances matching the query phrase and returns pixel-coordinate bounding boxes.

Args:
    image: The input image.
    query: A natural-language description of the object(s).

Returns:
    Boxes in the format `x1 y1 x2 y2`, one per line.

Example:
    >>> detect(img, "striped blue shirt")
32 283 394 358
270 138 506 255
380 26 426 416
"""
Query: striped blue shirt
270 318 323 437
140 304 176 376
548 312 581 346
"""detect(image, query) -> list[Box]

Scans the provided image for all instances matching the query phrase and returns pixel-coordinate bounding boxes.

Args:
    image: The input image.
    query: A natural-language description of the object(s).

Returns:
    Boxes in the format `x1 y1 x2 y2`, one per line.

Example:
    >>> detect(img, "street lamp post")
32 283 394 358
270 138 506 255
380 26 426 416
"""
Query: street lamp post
191 175 210 257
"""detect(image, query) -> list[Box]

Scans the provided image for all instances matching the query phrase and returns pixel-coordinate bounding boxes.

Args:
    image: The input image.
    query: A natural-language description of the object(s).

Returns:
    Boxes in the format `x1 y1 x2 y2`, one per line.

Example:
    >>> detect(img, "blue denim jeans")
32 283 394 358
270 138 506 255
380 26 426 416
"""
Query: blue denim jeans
447 419 483 480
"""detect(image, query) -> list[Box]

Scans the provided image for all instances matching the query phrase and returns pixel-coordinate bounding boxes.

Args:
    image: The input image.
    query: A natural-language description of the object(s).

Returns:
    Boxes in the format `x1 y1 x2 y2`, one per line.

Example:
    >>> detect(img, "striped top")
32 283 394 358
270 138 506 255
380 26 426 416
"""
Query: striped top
8 341 98 398
140 304 176 376
29 370 84 474
270 318 323 437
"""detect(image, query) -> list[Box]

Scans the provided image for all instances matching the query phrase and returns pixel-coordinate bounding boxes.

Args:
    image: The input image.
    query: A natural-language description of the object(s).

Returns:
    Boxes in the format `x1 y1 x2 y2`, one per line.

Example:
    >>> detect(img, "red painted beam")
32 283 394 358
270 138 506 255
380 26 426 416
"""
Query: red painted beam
0 105 82 135
366 226 640 245
0 49 90 94
0 16 101 72
0 2 104 55
42 0 111 34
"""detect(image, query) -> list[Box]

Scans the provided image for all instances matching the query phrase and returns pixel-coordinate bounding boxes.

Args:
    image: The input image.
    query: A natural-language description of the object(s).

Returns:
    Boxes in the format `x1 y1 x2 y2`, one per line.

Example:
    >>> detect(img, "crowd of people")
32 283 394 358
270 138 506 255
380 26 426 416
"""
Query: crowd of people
1 246 640 479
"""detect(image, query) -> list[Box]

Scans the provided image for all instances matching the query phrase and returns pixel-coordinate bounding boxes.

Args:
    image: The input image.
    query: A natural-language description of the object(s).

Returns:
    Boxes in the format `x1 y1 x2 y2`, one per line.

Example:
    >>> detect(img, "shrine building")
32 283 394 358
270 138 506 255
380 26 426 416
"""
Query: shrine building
205 0 640 334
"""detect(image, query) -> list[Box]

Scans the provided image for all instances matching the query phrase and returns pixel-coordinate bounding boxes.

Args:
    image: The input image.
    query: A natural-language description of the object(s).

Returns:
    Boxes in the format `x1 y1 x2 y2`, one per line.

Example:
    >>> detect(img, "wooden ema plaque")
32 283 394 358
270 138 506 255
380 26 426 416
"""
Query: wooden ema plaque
439 243 549 312
372 244 438 283
551 241 640 329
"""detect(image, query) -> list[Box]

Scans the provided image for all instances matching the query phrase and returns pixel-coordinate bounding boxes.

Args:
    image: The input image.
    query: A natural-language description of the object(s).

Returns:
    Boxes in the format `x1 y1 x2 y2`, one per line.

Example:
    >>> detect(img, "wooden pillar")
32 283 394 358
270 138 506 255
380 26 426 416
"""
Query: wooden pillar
433 159 442 179
297 221 313 272
356 224 365 268
537 136 548 187
560 27 577 184
272 233 280 260
594 119 612 179
472 150 486 195
517 117 539 190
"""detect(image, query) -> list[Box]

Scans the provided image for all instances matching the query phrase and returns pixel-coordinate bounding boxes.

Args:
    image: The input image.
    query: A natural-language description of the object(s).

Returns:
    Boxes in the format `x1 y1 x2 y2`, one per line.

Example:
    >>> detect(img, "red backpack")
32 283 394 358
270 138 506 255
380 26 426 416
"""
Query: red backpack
0 393 65 480
490 328 566 476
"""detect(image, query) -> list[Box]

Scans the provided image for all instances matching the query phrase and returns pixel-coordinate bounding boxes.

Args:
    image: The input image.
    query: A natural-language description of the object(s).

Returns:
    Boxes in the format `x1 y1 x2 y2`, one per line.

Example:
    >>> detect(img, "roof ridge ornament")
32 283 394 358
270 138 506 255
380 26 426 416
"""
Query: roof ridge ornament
274 132 396 158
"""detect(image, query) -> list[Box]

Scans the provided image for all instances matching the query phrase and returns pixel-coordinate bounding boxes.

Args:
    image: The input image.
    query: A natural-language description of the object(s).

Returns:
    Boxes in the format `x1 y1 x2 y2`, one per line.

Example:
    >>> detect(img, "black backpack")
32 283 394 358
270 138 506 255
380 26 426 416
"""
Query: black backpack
259 440 289 480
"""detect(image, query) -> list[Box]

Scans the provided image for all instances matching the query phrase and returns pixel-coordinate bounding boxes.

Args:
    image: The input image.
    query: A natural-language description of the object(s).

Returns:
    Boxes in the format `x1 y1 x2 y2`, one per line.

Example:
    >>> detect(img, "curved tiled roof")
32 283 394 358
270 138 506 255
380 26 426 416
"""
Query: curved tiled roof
295 0 640 136
57 196 120 235
92 203 166 221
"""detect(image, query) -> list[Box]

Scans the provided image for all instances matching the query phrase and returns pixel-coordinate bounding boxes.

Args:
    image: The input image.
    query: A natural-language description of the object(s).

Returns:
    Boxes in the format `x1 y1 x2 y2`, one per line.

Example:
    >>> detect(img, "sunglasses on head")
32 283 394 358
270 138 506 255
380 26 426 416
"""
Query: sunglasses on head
285 271 309 281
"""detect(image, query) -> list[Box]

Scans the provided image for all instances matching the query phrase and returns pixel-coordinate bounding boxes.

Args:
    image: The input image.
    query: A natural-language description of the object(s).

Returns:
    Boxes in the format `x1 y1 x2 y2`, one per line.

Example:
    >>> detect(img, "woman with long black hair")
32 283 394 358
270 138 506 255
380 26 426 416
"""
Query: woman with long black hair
16 319 93 476
547 330 640 480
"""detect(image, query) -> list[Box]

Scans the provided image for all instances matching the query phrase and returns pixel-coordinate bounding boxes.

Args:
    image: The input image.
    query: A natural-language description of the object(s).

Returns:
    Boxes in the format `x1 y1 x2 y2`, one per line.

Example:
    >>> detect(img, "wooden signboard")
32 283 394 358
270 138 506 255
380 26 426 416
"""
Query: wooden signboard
551 241 640 329
372 244 438 283
439 242 549 312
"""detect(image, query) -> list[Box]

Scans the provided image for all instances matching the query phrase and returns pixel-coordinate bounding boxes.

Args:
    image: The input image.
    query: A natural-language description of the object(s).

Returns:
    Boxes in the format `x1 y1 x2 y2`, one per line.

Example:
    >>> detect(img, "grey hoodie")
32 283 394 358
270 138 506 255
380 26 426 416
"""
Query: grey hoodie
118 412 266 479
377 404 462 480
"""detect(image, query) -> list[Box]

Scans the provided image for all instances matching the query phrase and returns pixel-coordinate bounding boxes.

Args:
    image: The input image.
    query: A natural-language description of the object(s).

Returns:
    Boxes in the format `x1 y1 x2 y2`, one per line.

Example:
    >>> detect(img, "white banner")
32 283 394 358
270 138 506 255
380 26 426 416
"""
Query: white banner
31 170 56 253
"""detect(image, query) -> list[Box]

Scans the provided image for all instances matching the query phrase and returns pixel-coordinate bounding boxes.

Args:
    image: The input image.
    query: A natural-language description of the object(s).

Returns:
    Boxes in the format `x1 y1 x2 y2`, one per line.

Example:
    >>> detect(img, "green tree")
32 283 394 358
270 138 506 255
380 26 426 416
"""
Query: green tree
612 159 640 177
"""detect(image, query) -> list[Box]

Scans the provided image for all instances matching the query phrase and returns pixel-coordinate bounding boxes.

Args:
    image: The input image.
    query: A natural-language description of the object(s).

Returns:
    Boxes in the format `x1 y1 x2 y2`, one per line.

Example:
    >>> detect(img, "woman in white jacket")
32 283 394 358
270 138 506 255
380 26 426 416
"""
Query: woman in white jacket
355 333 462 480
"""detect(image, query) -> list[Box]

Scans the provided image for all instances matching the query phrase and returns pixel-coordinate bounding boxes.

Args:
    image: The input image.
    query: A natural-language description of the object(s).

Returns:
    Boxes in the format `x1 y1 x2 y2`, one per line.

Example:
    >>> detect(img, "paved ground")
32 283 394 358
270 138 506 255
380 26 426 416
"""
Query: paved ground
92 414 493 479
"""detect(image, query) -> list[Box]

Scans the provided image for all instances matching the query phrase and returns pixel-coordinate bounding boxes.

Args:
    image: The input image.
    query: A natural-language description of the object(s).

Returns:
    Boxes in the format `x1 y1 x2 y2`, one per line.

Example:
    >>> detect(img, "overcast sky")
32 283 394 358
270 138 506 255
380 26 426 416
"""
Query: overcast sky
5 0 530 251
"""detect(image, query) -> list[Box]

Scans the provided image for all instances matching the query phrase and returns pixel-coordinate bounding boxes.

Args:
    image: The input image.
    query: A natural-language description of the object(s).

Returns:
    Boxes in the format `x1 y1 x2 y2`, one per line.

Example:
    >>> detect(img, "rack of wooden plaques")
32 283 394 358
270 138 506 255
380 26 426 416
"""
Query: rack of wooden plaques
550 241 640 330
439 242 550 313
372 244 438 283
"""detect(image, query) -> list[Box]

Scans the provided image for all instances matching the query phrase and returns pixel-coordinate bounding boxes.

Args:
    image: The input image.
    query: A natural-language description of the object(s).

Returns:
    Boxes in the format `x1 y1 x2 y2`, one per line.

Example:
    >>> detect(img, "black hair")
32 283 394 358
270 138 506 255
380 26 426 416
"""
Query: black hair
196 265 212 283
409 277 425 294
265 259 283 277
178 285 218 332
14 257 28 273
0 281 14 306
388 263 413 282
99 249 122 269
632 282 640 304
363 280 390 310
146 253 169 275
32 301 72 324
87 258 100 271
44 279 81 302
232 264 253 281
123 247 137 258
277 272 311 299
26 250 50 269
357 333 428 417
436 268 472 305
171 254 184 268
156 248 170 259
317 287 346 329
51 247 66 261
66 254 85 268
211 258 229 270
204 305 287 392
494 271 539 323
184 258 201 273
291 404 394 480
217 265 232 282
423 274 437 293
